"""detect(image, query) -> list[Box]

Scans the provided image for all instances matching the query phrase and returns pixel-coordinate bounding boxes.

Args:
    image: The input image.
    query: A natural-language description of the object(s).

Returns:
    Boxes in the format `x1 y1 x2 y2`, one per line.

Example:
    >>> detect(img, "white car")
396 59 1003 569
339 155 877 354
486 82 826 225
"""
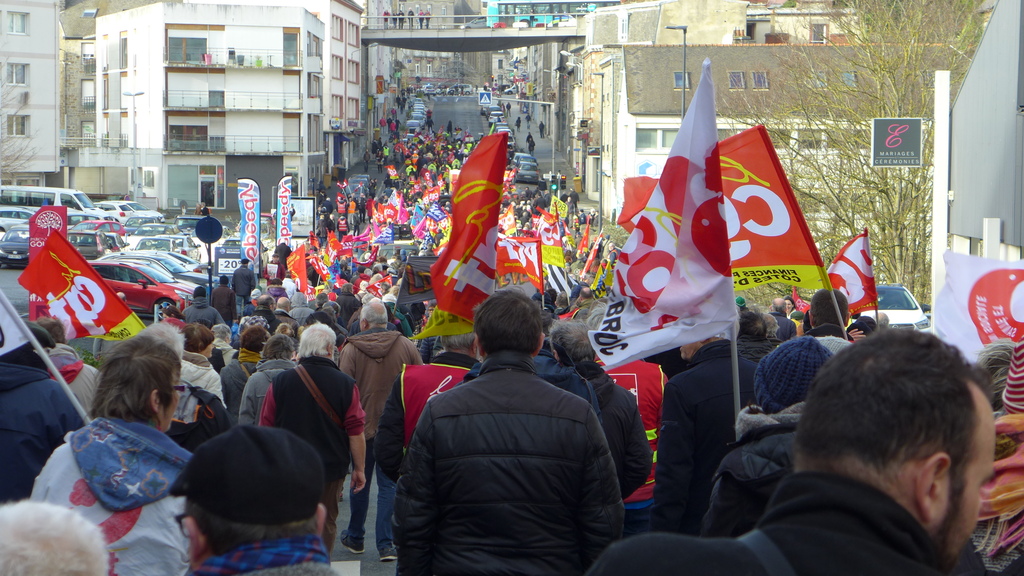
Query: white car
0 206 36 233
96 200 165 223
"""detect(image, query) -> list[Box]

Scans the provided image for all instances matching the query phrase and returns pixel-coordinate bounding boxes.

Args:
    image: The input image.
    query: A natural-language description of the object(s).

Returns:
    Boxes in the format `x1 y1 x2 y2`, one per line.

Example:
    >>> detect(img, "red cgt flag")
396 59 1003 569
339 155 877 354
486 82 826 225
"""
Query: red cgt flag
496 236 543 290
827 228 878 315
287 244 308 295
421 132 508 336
19 232 145 340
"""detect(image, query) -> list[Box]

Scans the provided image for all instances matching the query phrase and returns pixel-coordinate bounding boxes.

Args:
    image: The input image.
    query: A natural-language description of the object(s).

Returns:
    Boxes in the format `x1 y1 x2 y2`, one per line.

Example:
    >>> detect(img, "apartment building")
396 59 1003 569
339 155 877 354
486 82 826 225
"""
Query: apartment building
91 2 325 213
1 0 59 184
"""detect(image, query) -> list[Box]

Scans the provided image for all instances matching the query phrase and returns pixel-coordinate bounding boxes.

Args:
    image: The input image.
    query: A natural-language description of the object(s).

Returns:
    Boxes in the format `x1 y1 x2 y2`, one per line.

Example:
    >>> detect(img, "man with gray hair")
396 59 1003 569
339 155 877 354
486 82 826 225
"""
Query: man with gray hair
375 332 479 483
769 297 796 341
275 296 299 332
258 323 367 554
549 321 652 503
0 501 108 576
338 298 422 561
252 295 282 333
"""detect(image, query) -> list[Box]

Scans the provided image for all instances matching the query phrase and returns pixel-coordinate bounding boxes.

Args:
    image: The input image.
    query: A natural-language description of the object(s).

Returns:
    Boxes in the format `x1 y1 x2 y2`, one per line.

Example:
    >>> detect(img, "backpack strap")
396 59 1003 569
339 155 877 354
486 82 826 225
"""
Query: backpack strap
738 530 796 576
295 365 343 428
240 362 252 379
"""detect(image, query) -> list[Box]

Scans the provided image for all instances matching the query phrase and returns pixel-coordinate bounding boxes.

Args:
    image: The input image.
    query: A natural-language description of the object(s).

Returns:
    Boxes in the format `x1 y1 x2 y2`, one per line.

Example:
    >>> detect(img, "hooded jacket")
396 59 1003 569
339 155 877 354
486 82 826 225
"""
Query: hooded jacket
1 360 84 501
220 354 260 425
181 351 223 399
183 297 225 327
32 418 191 576
47 343 99 412
338 327 422 439
238 358 296 425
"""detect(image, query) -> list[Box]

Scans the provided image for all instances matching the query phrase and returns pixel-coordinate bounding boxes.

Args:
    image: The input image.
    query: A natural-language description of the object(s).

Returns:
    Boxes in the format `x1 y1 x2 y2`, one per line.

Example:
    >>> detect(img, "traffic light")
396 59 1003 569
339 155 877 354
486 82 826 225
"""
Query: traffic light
559 175 567 190
549 179 558 192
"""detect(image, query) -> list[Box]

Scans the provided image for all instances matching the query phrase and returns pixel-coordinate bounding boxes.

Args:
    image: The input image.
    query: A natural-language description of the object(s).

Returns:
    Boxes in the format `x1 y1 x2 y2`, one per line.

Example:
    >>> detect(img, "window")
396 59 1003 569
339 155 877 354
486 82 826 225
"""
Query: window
661 130 675 148
842 71 858 87
332 95 343 117
8 115 29 136
283 32 299 66
810 23 827 43
348 60 359 82
8 12 28 34
636 128 658 149
728 71 745 90
308 73 322 98
752 71 769 90
426 63 432 76
810 71 827 89
308 33 322 58
82 80 95 110
673 71 690 90
82 121 96 136
102 76 109 110
798 130 826 149
332 16 342 39
415 63 420 75
332 56 343 79
7 64 27 86
347 97 359 119
167 37 207 64
119 36 128 69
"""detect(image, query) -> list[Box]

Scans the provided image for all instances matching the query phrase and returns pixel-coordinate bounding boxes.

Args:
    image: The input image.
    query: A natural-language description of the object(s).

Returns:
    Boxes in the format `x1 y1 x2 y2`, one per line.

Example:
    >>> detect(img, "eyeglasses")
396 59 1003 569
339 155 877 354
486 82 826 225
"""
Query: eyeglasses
174 513 190 538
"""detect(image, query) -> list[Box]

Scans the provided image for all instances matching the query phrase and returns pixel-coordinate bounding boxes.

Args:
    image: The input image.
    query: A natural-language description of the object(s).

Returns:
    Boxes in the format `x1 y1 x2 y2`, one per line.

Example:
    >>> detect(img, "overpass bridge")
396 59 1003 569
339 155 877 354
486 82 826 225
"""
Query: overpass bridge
360 17 583 52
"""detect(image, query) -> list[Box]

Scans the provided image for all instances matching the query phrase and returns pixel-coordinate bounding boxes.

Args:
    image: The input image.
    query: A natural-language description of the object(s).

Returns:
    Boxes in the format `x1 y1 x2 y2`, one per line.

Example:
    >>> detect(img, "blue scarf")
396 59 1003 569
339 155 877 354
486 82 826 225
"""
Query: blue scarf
192 535 328 576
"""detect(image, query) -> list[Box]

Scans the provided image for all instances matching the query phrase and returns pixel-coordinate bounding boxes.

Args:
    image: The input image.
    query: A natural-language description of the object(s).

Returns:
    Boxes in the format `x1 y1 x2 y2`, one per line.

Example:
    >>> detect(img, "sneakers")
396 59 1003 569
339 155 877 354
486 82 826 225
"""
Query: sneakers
379 545 398 562
340 535 364 554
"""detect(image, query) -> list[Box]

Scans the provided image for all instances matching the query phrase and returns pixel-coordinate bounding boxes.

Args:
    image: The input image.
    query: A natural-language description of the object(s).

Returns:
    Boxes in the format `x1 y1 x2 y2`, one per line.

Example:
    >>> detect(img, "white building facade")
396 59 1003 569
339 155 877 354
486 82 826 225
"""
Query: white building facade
1 0 59 184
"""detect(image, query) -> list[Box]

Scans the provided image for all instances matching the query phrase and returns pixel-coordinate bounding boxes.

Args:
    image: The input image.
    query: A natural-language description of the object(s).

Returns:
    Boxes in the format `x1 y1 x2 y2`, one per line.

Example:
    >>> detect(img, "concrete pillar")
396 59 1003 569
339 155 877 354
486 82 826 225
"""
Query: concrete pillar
983 217 1001 260
930 70 950 307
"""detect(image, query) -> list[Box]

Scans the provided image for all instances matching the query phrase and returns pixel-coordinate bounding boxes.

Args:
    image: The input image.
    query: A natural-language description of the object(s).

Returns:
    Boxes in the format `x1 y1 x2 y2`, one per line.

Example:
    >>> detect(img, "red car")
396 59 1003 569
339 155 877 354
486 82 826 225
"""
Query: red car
73 219 128 237
91 262 193 314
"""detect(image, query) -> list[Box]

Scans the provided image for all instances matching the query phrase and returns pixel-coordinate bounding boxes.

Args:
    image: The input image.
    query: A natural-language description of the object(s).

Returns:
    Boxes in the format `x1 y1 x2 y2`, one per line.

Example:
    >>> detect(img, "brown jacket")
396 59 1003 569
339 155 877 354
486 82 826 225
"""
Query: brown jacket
339 327 421 438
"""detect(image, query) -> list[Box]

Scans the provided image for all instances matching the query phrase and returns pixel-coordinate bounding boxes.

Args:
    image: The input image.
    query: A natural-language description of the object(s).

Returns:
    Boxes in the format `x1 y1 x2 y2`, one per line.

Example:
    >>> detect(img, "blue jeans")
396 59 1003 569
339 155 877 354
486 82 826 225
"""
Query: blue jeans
343 438 395 550
622 502 652 537
236 294 247 317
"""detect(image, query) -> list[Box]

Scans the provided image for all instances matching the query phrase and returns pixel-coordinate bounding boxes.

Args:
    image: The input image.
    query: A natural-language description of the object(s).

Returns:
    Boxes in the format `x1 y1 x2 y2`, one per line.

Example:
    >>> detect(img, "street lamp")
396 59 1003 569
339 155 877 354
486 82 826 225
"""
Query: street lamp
591 72 605 223
122 90 144 201
666 25 688 117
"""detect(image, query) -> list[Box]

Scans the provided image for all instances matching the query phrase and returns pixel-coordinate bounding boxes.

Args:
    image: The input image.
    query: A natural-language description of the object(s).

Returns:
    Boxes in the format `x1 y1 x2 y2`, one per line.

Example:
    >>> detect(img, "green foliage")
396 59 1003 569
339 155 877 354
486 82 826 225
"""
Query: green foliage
76 347 102 368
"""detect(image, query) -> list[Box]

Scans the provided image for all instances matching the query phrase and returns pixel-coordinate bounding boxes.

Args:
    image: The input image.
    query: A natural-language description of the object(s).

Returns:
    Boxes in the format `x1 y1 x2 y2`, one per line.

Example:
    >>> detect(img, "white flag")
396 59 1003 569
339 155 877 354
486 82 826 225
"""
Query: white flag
589 59 736 369
0 290 29 357
934 251 1024 361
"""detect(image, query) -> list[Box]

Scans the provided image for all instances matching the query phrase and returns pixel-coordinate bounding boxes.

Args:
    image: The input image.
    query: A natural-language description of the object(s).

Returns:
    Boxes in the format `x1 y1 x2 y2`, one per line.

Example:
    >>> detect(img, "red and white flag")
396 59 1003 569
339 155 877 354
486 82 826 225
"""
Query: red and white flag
827 228 877 315
496 236 543 290
935 251 1024 360
589 59 736 368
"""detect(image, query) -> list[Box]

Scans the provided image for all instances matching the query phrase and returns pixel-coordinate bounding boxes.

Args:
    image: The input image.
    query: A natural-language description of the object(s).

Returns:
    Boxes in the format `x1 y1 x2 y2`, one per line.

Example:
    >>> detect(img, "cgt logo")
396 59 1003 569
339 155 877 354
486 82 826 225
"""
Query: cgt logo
724 183 791 262
969 269 1024 344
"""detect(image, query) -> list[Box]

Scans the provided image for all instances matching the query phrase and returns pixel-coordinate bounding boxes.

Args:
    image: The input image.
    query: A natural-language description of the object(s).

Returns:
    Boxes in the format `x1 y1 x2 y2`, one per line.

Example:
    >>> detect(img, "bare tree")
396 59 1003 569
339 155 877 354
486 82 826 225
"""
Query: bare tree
722 0 987 302
0 61 40 184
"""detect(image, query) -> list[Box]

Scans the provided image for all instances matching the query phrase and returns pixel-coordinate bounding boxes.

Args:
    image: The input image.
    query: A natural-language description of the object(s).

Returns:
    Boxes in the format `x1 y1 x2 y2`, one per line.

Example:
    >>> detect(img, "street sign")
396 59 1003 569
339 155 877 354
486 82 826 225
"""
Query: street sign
214 246 242 276
871 118 922 167
194 216 223 244
478 92 492 106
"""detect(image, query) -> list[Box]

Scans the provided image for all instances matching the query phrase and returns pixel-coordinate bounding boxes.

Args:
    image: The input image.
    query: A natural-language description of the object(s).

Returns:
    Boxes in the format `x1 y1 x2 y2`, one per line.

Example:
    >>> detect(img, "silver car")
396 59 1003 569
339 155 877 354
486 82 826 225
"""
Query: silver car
0 206 35 233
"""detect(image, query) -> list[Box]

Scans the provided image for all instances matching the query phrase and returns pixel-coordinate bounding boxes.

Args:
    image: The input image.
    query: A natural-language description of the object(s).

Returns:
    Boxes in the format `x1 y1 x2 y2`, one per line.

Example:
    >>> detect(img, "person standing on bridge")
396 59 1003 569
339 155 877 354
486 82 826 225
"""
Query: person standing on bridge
382 10 390 28
407 9 415 29
417 10 424 29
396 10 403 28
425 10 431 28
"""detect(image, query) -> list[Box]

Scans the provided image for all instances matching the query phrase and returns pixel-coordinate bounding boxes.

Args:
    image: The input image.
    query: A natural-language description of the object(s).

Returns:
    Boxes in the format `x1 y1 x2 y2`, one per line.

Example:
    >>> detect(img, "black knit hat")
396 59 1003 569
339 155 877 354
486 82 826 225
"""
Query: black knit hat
754 336 832 413
170 426 324 524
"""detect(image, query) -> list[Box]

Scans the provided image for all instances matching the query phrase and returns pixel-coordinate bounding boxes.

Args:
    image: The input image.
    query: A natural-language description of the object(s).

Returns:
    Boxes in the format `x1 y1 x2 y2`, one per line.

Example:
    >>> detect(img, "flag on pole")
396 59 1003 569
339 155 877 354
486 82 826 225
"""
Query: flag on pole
545 264 572 298
589 58 736 368
18 232 145 340
287 244 308 295
827 228 878 315
792 287 810 312
418 132 508 338
934 251 1024 360
718 126 832 293
618 177 658 234
496 236 543 290
277 175 293 246
577 222 591 257
0 290 29 356
537 209 564 267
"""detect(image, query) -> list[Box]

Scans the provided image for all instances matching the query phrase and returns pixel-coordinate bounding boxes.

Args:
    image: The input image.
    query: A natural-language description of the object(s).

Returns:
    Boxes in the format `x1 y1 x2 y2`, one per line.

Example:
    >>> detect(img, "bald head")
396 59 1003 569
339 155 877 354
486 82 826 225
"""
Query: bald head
276 297 292 312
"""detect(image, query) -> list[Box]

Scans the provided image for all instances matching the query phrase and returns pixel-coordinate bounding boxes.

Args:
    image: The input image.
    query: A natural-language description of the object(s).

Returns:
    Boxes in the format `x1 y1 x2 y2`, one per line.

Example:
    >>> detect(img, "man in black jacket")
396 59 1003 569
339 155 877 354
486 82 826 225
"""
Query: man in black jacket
650 337 756 535
231 259 258 316
587 330 996 576
770 297 796 342
394 290 623 575
549 320 651 500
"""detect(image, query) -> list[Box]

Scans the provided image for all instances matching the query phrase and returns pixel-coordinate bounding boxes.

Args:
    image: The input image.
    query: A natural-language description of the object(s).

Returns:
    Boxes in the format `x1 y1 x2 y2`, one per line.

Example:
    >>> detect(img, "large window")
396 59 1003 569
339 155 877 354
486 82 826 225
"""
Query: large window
673 71 689 90
308 33 322 58
332 56 343 80
728 71 745 90
308 73 322 98
199 165 225 208
120 36 128 69
8 12 28 34
811 23 827 43
635 128 658 149
752 71 769 90
6 64 27 86
283 32 299 66
8 115 29 136
167 37 208 64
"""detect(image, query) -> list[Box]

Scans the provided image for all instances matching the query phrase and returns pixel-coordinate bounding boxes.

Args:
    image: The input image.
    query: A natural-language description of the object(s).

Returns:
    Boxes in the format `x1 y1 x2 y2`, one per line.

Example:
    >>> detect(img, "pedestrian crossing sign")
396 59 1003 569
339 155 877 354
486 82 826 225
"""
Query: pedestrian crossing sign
478 92 492 106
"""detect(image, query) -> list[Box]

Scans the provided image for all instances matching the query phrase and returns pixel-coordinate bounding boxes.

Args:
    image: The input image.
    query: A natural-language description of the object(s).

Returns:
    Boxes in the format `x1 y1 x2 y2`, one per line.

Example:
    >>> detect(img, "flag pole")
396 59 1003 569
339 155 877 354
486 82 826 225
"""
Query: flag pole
0 296 90 423
729 318 742 435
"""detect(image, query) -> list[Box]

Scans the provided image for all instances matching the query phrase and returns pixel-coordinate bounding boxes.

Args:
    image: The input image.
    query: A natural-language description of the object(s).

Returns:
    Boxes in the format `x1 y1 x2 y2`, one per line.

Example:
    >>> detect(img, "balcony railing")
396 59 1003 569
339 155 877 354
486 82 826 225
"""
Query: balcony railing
61 134 128 148
163 48 303 69
165 135 302 154
82 57 96 74
165 90 302 111
82 96 96 111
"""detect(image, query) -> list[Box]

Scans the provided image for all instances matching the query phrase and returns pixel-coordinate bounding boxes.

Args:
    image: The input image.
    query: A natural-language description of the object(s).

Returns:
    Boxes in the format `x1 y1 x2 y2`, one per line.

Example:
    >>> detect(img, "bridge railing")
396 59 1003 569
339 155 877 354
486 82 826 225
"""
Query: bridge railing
362 13 580 31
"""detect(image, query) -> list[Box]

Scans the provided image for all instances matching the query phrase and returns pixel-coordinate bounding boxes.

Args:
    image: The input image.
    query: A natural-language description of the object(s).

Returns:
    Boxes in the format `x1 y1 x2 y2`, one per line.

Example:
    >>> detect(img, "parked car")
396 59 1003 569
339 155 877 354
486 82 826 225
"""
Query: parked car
67 230 108 260
103 233 129 253
133 235 202 260
95 201 165 223
124 216 163 234
869 284 932 331
91 262 194 314
152 251 208 273
0 224 30 268
72 219 128 237
513 153 537 167
0 207 36 233
515 162 541 184
99 253 209 285
174 215 204 235
132 223 180 238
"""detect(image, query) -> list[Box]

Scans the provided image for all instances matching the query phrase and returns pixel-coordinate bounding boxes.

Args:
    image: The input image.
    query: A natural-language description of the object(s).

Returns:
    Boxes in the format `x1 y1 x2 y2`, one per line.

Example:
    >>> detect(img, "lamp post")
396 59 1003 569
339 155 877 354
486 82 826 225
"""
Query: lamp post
591 71 604 223
666 25 688 117
122 90 144 201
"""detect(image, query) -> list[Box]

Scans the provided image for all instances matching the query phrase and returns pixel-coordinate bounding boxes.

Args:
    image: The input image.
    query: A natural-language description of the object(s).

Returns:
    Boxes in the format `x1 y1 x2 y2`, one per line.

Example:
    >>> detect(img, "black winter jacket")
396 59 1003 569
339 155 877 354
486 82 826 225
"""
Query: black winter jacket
588 472 948 576
770 311 796 342
394 350 623 576
576 360 652 499
736 335 777 364
650 339 756 535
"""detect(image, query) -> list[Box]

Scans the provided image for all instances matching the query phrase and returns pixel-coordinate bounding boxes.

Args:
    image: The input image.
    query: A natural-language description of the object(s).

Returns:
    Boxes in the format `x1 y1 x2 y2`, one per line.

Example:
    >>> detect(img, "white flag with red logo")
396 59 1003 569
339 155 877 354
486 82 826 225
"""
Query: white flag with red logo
589 59 736 369
827 228 878 315
935 251 1024 360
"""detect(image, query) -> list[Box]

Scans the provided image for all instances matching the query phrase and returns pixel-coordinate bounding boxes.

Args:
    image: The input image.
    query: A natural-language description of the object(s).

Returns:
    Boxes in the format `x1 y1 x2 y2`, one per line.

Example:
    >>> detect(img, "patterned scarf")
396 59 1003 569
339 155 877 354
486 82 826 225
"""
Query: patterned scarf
191 535 328 576
979 414 1024 556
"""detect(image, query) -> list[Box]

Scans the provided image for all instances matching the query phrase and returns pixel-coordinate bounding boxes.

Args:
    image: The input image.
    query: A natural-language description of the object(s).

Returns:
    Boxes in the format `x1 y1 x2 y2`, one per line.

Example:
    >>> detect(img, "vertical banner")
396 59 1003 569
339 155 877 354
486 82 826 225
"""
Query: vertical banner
28 206 68 320
238 178 262 269
277 175 293 247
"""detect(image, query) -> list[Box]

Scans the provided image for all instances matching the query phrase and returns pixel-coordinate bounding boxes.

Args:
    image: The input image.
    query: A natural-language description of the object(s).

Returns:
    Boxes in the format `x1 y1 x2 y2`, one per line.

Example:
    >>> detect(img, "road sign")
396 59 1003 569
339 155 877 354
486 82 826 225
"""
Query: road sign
195 216 223 245
478 92 492 106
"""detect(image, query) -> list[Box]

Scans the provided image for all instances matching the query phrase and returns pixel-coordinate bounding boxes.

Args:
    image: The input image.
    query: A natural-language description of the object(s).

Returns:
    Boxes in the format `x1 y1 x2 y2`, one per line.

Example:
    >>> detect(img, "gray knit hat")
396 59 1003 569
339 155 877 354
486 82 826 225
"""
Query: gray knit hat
754 336 833 414
815 336 851 355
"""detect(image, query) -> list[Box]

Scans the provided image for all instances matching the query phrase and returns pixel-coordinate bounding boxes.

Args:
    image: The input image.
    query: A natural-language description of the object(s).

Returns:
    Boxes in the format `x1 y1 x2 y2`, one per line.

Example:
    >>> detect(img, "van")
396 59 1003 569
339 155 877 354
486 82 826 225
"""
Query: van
0 186 107 219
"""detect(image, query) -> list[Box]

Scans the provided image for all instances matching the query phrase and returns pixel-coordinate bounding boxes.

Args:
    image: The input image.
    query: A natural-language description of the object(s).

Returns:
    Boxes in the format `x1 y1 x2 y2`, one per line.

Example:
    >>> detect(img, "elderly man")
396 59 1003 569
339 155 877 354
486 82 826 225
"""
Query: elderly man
0 501 108 576
394 290 622 575
259 324 367 555
171 426 337 575
588 330 996 576
338 298 421 562
251 295 282 333
275 297 299 332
